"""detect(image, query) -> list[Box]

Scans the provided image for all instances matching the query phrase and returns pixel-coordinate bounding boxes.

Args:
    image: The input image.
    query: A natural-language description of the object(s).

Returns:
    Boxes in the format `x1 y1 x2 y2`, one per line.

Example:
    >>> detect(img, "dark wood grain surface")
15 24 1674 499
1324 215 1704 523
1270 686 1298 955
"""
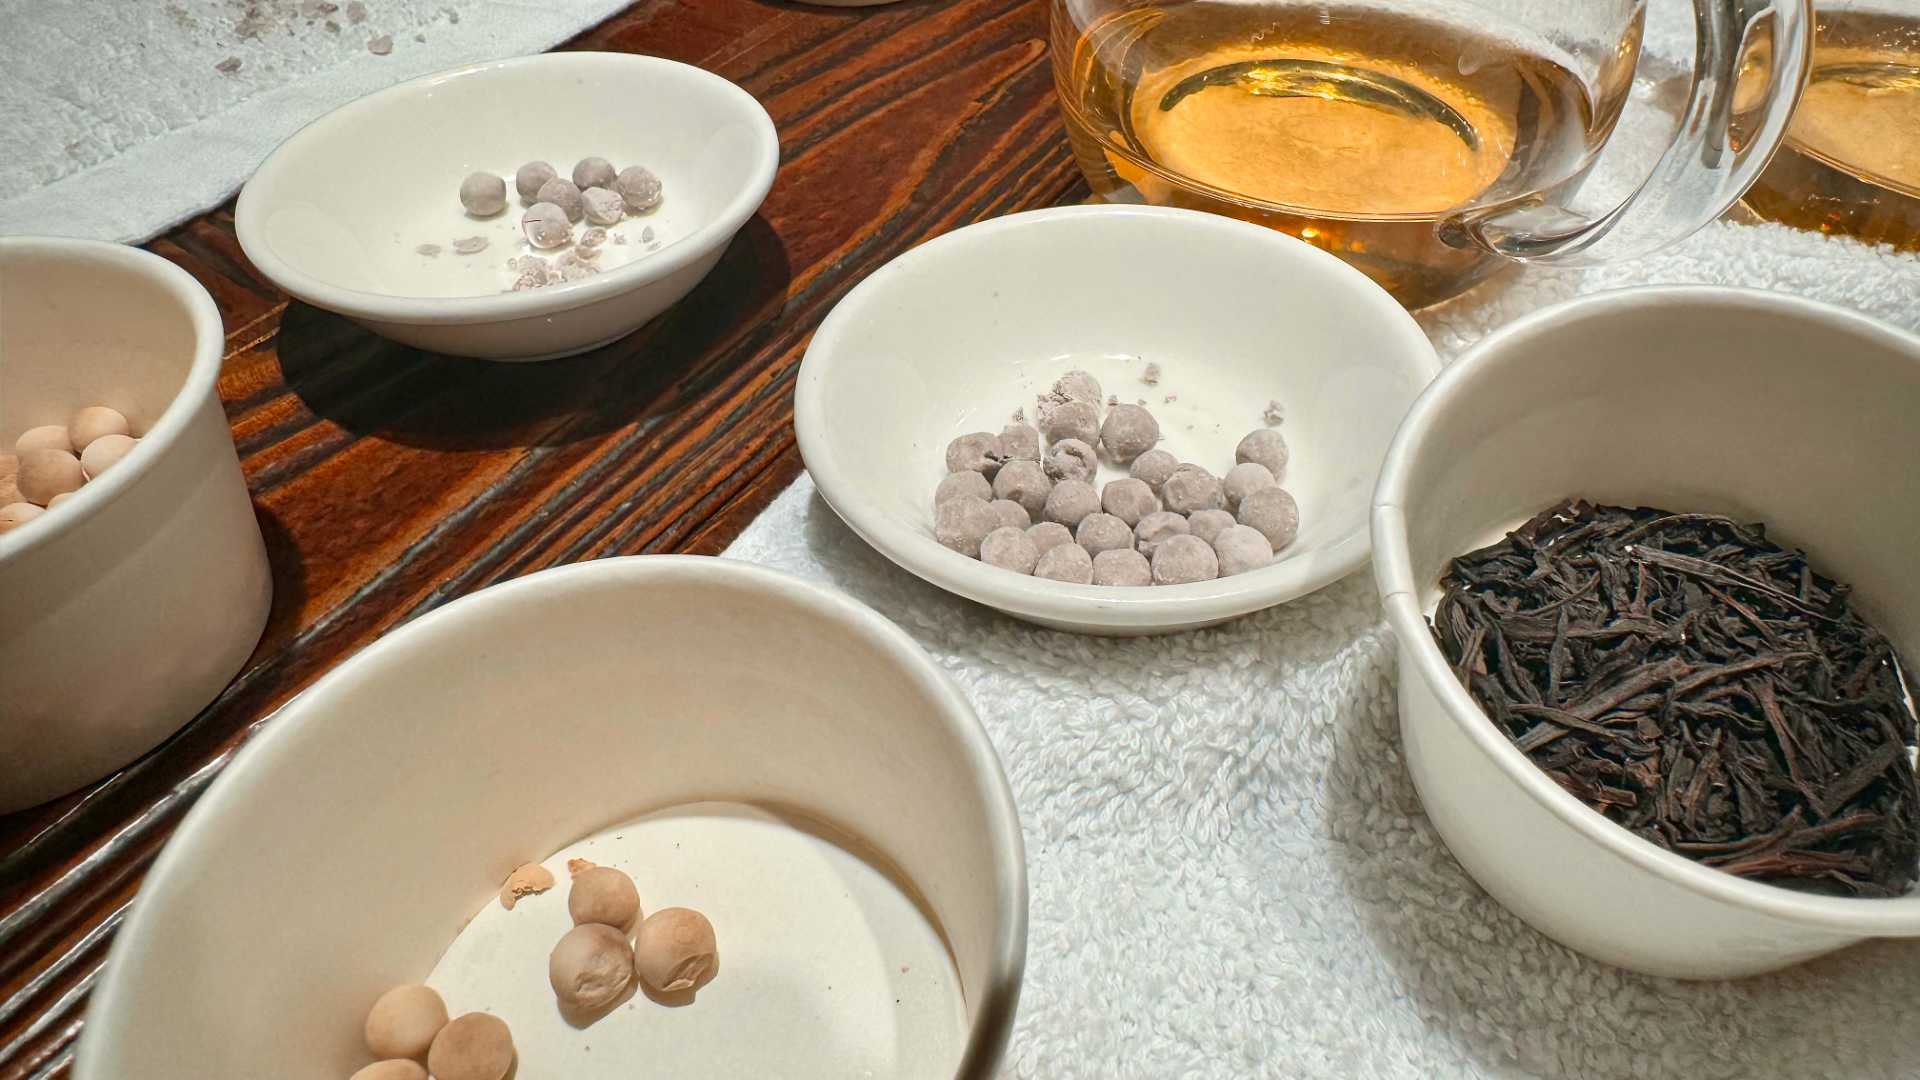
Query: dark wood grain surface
0 1 1085 1074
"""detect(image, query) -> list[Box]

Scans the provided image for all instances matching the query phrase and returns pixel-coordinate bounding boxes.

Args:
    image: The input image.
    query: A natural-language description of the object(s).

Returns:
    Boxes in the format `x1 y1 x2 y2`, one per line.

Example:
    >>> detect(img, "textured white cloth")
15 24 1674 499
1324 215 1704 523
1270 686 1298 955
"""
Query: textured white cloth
0 0 630 243
724 218 1920 1080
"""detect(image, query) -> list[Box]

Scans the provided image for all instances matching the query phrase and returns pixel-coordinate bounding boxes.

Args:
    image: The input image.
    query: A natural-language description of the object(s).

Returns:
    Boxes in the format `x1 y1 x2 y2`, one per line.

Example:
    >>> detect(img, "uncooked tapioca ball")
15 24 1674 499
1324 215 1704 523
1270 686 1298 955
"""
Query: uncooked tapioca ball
935 497 998 558
1187 508 1236 545
80 434 137 480
1041 479 1099 529
935 470 992 506
364 984 448 1060
549 923 635 1011
1042 438 1097 484
991 459 1052 518
945 432 1000 477
1133 510 1189 559
569 864 641 929
614 165 663 213
1238 486 1300 551
15 425 72 454
581 186 626 226
522 202 572 249
1223 461 1277 512
980 525 1040 574
995 422 1041 463
1075 512 1134 556
1213 523 1275 575
1151 533 1219 584
70 406 130 449
1162 464 1225 515
579 226 609 249
1098 403 1159 463
427 1013 514 1080
536 177 584 222
1100 477 1160 526
987 499 1031 530
1092 547 1151 587
18 449 82 505
1034 541 1093 584
1038 400 1099 446
572 156 617 190
515 160 557 203
1130 448 1178 493
1235 428 1289 478
0 503 43 534
459 172 506 216
635 907 719 993
1044 370 1103 413
350 1061 427 1080
1026 521 1073 555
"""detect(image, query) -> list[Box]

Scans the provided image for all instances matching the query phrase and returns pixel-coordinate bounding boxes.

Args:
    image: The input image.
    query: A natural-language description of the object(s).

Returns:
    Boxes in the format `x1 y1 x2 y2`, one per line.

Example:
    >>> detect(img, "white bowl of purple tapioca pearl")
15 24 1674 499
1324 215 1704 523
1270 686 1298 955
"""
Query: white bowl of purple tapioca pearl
795 204 1440 636
236 52 777 361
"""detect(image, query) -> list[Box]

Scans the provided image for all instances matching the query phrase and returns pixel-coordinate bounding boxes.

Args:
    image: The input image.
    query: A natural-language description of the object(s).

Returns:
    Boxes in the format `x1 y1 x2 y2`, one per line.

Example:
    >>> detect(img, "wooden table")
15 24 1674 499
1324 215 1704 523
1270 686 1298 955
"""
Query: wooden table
0 1 1083 1073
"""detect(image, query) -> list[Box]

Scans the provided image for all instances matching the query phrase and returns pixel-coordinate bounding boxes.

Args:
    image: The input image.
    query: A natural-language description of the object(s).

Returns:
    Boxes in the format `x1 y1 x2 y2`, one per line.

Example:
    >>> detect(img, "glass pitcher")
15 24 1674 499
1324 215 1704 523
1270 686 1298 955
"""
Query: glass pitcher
1052 0 1813 307
1740 1 1920 249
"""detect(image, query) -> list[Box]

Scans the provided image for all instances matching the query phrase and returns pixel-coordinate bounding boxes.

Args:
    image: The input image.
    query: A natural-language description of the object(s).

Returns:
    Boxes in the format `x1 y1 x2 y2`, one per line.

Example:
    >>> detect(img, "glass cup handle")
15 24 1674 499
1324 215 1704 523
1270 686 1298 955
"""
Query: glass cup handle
1440 0 1814 266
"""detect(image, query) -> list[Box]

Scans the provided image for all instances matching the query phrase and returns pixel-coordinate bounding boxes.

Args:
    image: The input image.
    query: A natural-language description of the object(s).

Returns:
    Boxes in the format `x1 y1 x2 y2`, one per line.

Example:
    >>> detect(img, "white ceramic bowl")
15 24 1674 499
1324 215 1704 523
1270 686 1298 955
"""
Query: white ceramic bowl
79 556 1026 1078
236 53 778 360
796 205 1440 635
0 238 272 815
1373 286 1920 979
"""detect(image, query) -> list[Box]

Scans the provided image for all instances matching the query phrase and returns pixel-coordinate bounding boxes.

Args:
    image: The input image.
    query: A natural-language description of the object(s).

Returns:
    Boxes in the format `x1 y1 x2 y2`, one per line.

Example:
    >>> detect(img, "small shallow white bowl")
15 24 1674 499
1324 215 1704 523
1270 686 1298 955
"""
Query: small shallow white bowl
1373 286 1920 979
0 237 271 814
796 205 1440 636
78 556 1026 1079
236 53 778 360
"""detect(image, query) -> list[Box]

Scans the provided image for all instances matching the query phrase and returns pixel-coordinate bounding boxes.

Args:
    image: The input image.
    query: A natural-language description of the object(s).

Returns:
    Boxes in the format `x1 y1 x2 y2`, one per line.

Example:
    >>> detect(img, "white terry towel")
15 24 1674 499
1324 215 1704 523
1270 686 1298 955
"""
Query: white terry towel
724 217 1920 1079
0 0 631 243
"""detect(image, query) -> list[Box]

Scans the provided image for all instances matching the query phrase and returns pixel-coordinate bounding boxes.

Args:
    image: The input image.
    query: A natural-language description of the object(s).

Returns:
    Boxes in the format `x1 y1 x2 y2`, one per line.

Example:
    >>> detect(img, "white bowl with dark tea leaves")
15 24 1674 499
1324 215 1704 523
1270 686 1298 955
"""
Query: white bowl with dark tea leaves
1373 286 1920 978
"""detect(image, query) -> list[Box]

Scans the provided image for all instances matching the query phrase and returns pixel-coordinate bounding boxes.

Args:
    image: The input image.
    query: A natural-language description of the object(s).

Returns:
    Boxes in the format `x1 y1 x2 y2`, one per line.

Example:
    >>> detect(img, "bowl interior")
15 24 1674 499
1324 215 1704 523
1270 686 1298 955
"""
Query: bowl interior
800 206 1437 620
1379 287 1920 916
0 243 197 441
242 54 769 301
81 559 1022 1079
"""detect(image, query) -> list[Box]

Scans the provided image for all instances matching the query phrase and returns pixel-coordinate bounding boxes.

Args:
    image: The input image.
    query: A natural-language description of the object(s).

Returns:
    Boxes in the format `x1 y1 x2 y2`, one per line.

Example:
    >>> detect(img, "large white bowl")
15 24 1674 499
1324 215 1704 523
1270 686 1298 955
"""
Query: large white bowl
236 53 779 360
0 237 271 814
78 556 1026 1078
1373 286 1920 978
797 205 1440 635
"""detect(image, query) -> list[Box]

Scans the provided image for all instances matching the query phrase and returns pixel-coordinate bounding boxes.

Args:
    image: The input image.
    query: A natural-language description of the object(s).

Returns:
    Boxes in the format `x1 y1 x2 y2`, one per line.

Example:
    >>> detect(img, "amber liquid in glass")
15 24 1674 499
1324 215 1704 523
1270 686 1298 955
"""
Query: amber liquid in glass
1053 3 1613 308
1741 11 1920 251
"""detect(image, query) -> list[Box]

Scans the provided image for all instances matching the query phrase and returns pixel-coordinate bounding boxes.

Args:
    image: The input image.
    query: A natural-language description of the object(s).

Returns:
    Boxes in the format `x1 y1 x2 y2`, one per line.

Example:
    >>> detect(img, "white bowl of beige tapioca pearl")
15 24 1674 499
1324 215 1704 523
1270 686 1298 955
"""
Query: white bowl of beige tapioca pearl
75 556 1026 1080
0 236 271 815
795 204 1441 635
235 52 778 360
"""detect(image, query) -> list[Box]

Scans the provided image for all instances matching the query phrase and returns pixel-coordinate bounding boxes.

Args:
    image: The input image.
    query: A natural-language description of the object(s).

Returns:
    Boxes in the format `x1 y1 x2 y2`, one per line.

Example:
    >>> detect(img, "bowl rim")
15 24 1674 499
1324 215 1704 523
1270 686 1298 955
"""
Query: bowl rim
0 236 227 562
1372 283 1920 933
233 52 780 327
795 203 1441 632
75 555 1028 1079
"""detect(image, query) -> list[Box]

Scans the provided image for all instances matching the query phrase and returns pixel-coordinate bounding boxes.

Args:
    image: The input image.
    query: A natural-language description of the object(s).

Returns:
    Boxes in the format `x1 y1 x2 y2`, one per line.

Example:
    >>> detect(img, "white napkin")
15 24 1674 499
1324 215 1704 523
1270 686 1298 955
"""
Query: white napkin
0 0 631 243
724 218 1920 1080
